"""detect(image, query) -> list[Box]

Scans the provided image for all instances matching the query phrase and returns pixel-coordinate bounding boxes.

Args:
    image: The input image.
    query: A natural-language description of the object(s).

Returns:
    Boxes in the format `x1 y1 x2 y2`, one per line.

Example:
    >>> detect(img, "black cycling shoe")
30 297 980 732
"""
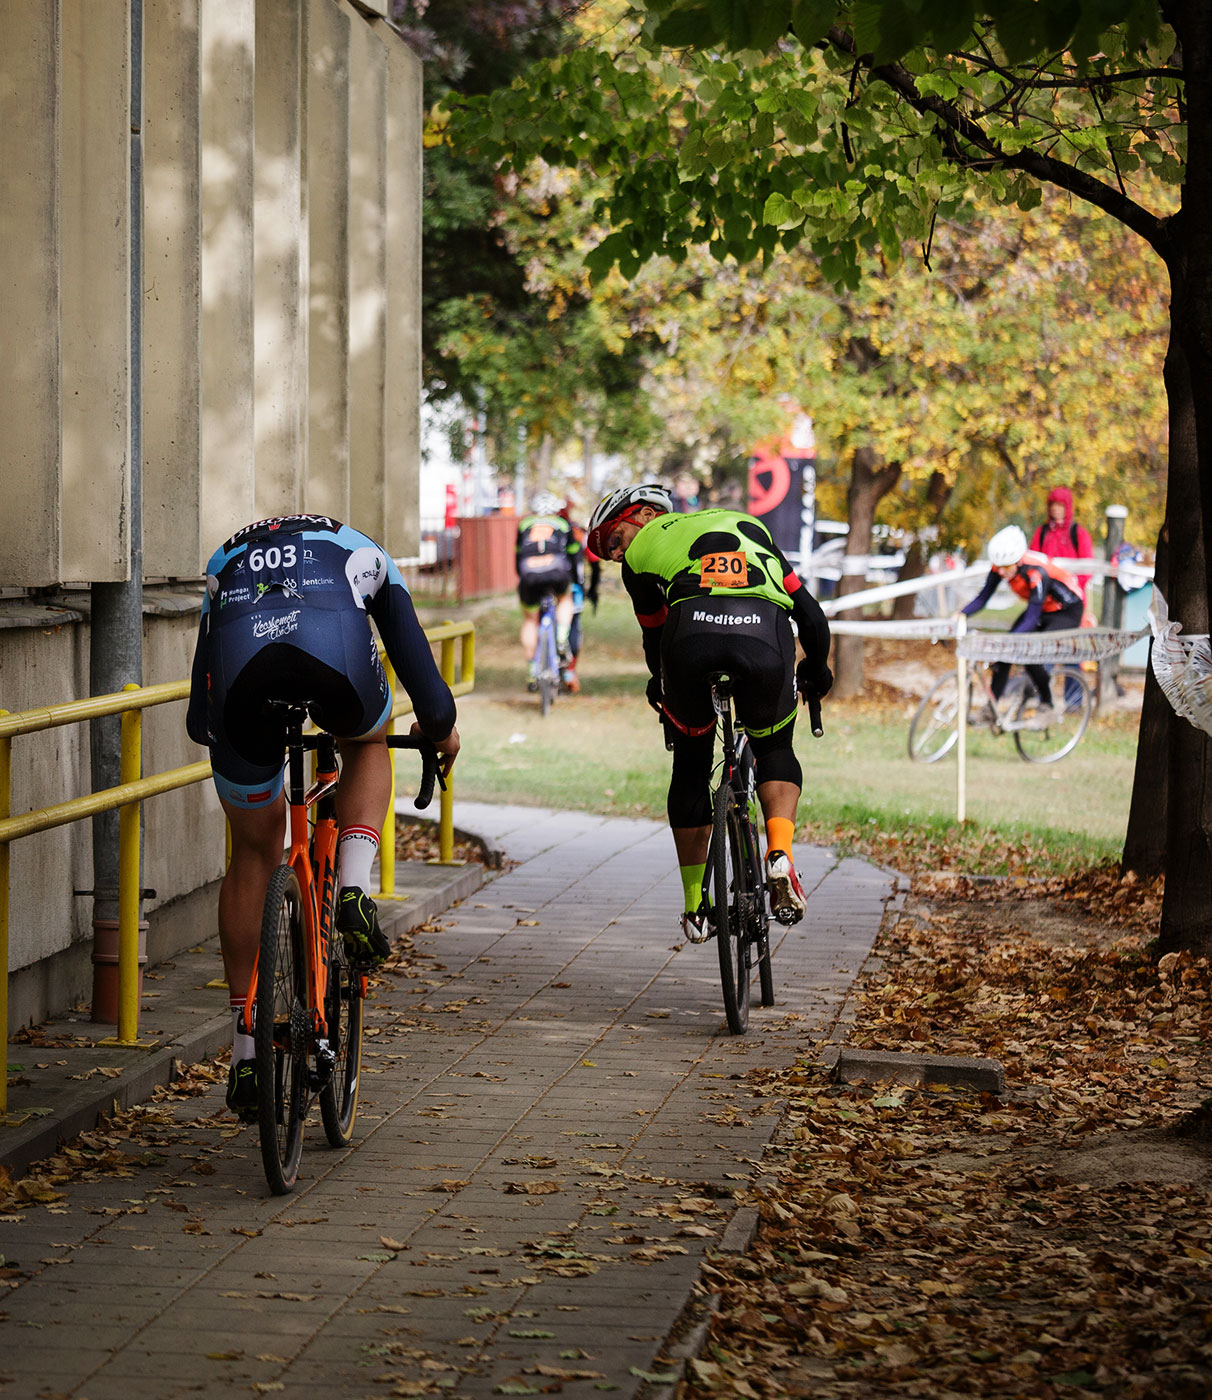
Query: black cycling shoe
337 886 391 967
226 1058 258 1122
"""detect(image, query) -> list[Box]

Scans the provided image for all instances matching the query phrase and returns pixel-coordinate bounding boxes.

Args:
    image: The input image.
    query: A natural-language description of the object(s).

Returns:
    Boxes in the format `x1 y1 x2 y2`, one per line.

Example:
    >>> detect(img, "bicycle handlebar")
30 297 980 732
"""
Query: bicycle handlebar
386 733 447 811
806 692 824 738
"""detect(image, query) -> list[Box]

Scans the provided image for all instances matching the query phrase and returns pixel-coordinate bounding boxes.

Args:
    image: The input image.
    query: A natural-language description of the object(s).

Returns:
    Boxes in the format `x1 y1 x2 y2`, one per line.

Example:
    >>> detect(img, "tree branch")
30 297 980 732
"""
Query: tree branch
826 26 1174 258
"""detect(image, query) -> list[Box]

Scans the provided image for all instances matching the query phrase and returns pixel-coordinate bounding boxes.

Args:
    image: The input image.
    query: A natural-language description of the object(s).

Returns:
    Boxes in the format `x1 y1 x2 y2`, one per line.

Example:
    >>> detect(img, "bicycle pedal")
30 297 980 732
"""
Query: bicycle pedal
773 908 799 926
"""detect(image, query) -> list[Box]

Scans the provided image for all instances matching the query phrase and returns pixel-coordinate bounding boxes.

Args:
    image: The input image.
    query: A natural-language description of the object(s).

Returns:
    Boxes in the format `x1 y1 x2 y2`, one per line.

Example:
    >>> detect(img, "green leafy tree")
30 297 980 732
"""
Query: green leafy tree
450 1 1210 952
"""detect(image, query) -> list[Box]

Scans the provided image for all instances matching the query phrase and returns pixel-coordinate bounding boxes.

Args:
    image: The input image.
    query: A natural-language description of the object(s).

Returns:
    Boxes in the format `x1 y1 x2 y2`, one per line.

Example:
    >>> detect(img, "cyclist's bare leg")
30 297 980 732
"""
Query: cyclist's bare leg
520 608 539 663
672 825 710 870
334 724 392 837
554 591 574 651
217 793 288 1001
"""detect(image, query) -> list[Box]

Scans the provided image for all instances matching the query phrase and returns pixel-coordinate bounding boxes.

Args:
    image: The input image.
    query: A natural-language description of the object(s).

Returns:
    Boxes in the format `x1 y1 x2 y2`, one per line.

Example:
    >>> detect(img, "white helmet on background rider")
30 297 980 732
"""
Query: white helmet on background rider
987 525 1028 569
529 491 564 519
586 483 674 558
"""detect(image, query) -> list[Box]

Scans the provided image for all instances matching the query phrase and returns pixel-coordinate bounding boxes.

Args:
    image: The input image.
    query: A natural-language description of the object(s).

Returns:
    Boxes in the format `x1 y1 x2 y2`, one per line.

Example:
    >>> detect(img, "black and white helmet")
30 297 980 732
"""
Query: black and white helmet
586 483 673 557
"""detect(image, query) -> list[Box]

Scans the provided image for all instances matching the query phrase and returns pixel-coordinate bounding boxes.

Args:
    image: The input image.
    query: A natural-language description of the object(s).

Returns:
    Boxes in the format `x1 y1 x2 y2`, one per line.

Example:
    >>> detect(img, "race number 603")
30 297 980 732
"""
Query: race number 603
248 544 297 571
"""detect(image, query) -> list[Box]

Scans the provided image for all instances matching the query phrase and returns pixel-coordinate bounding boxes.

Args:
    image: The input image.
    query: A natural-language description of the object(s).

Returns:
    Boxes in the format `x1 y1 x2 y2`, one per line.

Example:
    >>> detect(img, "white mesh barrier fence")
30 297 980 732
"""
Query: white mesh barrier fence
1148 590 1212 737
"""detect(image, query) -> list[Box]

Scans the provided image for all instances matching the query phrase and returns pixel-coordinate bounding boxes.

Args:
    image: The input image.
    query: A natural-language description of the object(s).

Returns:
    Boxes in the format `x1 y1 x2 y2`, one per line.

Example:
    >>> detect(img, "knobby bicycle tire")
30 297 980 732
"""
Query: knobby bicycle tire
735 745 774 1010
319 929 363 1147
537 609 560 717
711 782 751 1035
256 864 309 1194
1013 667 1093 763
907 673 967 762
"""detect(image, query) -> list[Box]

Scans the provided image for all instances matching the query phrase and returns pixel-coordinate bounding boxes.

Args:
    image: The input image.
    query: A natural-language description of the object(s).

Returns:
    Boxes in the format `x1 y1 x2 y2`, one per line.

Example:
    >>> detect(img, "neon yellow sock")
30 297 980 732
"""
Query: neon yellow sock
679 862 706 913
766 817 795 858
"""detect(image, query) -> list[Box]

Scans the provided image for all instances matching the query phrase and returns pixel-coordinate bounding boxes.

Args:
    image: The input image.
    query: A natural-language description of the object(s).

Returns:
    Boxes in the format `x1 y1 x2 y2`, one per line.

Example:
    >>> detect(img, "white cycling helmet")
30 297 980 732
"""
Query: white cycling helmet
529 491 564 518
587 483 674 557
987 524 1028 568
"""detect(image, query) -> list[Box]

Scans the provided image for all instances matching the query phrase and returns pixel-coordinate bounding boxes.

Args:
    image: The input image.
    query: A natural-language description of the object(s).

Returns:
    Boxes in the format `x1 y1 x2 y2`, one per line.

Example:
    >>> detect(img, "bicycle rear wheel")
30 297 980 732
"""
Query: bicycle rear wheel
908 673 966 762
537 614 559 717
319 932 363 1147
711 783 751 1035
1013 667 1092 763
256 865 309 1194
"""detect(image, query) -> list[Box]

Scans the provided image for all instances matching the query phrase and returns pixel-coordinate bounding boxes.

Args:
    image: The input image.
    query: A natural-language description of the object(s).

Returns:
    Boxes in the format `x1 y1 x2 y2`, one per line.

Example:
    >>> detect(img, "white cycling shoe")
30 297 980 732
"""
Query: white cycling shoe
766 850 806 925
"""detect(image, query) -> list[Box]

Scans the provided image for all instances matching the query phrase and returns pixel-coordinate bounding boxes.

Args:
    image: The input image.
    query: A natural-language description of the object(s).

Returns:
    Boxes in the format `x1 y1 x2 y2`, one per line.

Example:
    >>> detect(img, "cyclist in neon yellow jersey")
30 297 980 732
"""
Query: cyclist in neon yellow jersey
587 484 832 937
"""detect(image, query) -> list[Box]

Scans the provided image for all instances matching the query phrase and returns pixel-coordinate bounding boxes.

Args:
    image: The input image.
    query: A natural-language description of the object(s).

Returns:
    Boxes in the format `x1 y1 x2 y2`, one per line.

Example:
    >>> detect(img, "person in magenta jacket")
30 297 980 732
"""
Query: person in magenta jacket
1030 486 1095 606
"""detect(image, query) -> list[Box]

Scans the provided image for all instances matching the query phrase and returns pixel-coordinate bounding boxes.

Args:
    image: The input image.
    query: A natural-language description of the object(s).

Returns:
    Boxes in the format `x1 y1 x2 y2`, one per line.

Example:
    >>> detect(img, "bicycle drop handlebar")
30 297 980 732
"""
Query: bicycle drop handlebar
806 692 824 738
386 733 447 811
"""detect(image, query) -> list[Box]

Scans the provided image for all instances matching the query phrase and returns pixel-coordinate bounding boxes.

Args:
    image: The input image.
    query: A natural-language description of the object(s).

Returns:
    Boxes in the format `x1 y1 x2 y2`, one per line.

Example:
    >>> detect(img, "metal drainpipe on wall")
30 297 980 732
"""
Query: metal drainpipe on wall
88 0 145 1020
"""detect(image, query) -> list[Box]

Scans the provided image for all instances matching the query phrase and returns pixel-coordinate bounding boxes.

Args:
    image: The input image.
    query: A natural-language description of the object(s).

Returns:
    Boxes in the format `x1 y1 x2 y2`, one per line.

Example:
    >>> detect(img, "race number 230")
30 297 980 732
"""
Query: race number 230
700 551 748 587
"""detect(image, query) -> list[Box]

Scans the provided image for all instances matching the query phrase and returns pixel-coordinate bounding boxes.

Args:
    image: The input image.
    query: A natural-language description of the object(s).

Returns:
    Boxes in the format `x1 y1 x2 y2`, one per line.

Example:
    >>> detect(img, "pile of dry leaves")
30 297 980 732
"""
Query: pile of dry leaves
680 868 1212 1399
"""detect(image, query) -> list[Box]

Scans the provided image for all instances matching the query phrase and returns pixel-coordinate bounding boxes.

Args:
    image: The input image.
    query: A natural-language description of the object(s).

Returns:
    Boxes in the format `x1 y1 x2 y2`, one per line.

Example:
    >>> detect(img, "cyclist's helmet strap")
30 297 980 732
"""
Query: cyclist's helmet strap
587 483 674 557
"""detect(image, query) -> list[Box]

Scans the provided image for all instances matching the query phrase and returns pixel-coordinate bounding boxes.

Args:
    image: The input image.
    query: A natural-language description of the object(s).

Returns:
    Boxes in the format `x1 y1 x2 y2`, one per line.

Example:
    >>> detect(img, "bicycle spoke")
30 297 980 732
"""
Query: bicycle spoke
1014 668 1092 763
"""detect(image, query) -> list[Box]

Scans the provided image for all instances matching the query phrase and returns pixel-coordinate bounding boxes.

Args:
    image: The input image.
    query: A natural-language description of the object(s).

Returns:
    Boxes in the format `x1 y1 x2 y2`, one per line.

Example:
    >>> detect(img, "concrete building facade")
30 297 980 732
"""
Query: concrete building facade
0 0 422 1030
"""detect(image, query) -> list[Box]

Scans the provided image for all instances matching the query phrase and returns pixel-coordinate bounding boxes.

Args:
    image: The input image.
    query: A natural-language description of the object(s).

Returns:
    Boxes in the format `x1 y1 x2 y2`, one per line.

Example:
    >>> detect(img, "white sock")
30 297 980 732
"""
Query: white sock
231 1002 254 1063
338 825 380 892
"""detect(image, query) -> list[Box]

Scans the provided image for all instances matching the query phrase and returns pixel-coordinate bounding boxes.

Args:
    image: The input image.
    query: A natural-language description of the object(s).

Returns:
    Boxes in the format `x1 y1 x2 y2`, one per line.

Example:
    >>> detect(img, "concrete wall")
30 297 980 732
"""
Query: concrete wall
0 1 423 1031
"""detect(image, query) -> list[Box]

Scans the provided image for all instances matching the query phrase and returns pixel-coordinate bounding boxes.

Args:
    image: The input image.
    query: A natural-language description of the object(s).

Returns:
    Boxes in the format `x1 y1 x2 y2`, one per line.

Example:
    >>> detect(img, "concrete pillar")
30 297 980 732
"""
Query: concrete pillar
379 26 422 559
0 4 61 586
200 0 256 551
346 11 387 541
143 2 202 578
60 3 131 584
254 0 307 520
306 0 351 520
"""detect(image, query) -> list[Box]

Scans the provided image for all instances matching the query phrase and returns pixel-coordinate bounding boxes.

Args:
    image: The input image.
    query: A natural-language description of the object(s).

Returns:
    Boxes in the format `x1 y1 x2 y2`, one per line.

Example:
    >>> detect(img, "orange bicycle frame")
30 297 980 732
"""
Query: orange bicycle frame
242 732 341 1041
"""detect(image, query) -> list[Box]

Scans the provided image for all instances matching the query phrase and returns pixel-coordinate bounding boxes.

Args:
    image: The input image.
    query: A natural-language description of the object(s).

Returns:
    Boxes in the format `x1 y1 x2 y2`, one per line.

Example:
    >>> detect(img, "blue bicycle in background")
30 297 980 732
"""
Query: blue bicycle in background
533 591 562 717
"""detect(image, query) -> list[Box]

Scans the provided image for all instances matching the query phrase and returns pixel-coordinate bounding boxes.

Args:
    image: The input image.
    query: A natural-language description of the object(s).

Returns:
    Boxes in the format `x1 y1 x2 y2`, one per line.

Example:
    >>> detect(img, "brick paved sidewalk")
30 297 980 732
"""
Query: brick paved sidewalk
0 803 901 1400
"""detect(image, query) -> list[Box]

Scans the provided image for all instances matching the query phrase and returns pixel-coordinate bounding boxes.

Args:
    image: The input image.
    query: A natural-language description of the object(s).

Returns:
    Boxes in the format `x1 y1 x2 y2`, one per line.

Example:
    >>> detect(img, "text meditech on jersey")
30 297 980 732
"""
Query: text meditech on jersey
693 610 761 625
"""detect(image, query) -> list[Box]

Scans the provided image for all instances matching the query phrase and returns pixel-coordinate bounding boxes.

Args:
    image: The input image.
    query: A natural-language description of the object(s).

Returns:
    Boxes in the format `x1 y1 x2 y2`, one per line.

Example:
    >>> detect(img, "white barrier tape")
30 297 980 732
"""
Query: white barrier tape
957 626 1146 663
826 618 960 640
815 555 1153 617
1148 590 1212 737
819 565 985 616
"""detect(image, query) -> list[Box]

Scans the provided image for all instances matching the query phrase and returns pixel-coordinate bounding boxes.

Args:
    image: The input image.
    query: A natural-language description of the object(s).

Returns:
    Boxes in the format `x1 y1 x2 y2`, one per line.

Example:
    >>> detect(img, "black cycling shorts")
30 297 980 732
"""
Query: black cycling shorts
660 595 797 739
206 601 391 808
517 556 572 608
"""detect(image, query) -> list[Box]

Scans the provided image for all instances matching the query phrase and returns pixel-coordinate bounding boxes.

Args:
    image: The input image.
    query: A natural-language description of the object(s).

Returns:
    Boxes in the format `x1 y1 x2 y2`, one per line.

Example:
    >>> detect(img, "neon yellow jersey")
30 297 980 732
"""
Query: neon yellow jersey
622 509 793 611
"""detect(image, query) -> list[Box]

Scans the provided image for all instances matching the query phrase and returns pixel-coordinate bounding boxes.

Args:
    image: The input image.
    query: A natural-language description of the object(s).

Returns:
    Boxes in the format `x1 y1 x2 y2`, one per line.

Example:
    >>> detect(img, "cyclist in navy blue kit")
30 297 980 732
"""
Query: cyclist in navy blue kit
187 514 460 1117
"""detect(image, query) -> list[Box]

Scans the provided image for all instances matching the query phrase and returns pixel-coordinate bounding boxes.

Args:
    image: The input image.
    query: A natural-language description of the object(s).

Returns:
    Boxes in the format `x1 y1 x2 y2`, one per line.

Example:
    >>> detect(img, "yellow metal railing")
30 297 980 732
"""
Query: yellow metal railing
0 620 474 1105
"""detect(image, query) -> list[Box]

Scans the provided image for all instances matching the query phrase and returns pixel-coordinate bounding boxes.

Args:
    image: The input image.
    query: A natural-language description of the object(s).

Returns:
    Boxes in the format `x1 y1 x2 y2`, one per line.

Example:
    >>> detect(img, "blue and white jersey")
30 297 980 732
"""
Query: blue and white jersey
187 515 455 746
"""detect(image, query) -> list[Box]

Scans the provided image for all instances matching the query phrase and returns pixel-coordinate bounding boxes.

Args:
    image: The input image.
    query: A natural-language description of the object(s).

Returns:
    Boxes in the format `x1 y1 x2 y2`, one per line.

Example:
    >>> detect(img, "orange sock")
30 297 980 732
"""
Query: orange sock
766 817 795 858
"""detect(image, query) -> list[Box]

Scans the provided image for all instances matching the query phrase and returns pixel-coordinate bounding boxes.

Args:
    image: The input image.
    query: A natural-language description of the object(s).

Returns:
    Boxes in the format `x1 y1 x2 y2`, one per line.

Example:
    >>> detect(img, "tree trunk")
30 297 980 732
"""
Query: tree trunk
893 470 950 620
833 445 902 697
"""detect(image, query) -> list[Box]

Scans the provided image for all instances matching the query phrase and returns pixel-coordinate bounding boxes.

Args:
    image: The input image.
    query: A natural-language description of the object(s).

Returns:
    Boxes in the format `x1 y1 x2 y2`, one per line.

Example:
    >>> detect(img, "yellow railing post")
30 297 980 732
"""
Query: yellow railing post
117 685 143 1044
439 637 456 863
380 658 398 898
0 714 10 1115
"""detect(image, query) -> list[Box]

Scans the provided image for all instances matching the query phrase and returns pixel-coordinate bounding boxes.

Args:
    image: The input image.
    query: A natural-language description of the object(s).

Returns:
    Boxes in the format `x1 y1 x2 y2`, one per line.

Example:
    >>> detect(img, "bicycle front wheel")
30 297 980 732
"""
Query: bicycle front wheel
908 673 965 762
319 932 363 1147
256 865 309 1194
711 783 751 1035
1014 667 1092 763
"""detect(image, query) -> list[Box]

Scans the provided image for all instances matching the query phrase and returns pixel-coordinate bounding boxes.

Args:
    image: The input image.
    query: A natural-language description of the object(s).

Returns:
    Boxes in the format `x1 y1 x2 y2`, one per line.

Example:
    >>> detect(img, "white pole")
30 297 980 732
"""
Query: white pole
955 614 967 824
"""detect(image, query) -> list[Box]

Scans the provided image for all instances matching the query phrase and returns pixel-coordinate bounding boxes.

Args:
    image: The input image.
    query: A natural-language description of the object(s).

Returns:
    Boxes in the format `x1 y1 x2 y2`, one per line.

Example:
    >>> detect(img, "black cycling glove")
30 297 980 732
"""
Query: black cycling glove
645 674 664 714
797 658 833 700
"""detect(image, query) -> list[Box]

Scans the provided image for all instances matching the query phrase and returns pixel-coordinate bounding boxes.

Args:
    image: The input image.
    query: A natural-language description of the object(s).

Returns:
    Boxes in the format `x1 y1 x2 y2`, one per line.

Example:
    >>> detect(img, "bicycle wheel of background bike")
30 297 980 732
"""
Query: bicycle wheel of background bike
907 673 965 762
538 622 559 717
256 865 308 1194
319 932 363 1147
1013 667 1093 763
711 783 751 1035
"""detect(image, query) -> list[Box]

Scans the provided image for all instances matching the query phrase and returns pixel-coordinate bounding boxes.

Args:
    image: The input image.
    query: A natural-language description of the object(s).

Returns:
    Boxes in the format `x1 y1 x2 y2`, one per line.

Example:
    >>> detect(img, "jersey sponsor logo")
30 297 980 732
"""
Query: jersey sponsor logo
304 576 336 586
251 609 301 642
691 609 760 626
218 586 251 608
